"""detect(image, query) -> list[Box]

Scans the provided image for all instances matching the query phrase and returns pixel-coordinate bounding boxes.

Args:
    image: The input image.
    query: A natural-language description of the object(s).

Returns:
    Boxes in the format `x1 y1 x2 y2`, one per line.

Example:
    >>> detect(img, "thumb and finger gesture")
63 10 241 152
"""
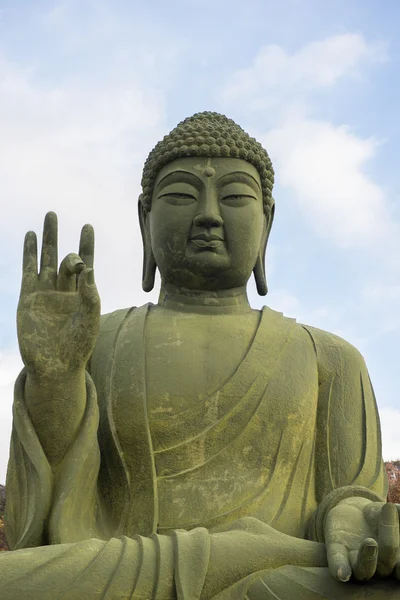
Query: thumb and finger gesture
21 211 97 303
326 500 400 583
19 212 100 372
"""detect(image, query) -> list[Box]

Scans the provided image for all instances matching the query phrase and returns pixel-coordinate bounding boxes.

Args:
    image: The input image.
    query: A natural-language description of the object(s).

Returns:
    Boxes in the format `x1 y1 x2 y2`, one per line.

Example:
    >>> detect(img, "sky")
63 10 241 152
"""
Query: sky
0 0 400 483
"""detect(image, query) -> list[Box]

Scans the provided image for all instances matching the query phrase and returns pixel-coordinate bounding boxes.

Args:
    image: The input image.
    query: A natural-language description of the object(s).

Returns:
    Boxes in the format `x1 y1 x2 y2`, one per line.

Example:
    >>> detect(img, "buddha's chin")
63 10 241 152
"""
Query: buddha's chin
157 245 254 289
163 268 250 293
187 250 230 274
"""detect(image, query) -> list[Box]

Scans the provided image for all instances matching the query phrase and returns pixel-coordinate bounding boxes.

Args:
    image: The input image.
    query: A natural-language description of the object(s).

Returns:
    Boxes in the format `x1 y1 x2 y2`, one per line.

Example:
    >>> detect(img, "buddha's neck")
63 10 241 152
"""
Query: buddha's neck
157 283 252 315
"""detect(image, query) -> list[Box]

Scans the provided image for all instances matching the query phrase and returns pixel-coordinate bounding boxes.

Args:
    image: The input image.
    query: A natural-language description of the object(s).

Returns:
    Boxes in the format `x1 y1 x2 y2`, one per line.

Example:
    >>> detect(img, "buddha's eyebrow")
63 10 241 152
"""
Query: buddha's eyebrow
217 172 261 193
156 170 202 190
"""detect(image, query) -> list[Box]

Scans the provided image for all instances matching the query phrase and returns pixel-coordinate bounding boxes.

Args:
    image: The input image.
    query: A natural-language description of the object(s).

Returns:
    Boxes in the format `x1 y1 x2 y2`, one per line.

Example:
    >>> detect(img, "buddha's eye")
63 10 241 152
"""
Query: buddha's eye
159 193 197 206
220 195 255 207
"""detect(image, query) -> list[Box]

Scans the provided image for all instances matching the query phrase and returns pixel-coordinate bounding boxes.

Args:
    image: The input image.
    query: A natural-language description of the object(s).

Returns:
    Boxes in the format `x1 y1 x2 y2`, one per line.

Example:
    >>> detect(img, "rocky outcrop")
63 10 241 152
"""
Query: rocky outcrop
0 486 7 550
0 485 5 516
386 461 400 502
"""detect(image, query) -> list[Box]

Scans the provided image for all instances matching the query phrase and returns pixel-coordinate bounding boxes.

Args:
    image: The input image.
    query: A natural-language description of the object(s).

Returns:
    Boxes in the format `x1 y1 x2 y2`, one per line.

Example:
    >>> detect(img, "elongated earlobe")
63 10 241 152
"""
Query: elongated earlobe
253 201 275 296
142 249 156 293
138 197 157 292
254 252 268 295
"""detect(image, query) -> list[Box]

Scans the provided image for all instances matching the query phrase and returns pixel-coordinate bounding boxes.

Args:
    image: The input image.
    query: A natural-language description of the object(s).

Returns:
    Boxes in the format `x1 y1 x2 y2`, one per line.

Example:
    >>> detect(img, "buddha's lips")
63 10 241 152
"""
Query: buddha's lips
190 233 224 248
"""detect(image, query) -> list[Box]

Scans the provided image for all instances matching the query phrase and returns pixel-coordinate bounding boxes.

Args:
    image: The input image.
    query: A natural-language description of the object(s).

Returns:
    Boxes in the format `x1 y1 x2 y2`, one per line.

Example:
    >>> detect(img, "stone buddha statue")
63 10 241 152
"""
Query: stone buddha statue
2 112 400 599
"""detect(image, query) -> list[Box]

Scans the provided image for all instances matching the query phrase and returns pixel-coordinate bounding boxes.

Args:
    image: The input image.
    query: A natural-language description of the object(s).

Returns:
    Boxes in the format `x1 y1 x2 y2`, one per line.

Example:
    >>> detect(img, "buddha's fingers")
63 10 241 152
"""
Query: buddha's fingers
376 502 399 577
79 224 95 270
57 253 85 292
326 542 352 582
77 268 99 312
39 212 58 290
21 231 38 294
349 538 378 581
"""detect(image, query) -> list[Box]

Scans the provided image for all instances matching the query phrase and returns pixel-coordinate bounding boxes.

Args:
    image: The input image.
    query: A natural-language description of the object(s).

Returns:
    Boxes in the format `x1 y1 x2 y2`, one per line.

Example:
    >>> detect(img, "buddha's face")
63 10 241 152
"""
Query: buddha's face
147 157 266 290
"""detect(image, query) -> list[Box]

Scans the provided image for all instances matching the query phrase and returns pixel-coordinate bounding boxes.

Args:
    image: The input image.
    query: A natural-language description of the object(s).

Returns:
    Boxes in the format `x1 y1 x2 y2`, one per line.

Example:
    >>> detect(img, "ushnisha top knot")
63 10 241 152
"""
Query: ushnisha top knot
140 111 274 213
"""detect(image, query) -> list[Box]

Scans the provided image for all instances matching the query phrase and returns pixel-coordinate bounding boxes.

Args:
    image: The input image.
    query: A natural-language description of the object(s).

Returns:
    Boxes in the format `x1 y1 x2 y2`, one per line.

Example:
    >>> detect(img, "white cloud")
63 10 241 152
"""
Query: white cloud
379 407 400 461
0 51 165 313
263 119 395 247
221 33 387 107
217 33 394 248
360 282 400 335
363 282 400 305
264 288 300 316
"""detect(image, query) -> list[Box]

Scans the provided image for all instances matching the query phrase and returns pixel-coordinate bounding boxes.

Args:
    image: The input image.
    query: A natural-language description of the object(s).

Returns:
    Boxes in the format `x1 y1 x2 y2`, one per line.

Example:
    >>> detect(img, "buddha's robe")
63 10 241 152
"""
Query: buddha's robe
2 304 395 599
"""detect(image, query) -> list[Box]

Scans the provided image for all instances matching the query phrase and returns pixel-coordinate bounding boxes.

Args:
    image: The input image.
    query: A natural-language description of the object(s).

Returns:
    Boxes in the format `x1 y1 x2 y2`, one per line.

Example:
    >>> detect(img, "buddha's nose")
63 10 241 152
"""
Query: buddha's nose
193 211 223 228
193 188 224 229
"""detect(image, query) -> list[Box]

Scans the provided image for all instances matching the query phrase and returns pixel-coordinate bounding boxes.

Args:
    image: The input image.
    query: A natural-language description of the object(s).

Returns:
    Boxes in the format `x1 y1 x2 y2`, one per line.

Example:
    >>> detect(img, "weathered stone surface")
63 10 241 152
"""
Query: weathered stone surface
1 112 398 598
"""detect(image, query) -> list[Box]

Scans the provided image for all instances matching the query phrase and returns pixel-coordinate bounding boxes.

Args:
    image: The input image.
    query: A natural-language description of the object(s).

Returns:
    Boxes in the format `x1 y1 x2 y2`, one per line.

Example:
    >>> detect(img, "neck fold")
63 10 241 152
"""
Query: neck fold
158 284 252 315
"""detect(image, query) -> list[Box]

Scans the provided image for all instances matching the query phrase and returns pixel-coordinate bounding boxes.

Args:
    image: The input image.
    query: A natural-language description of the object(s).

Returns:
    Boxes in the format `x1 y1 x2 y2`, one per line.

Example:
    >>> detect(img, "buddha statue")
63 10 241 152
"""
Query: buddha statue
1 112 400 599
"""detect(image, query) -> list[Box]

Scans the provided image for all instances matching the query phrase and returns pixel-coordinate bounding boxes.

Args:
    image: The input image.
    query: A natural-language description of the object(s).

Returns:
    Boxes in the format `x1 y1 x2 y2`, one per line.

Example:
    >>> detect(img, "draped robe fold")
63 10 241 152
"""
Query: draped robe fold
2 305 394 599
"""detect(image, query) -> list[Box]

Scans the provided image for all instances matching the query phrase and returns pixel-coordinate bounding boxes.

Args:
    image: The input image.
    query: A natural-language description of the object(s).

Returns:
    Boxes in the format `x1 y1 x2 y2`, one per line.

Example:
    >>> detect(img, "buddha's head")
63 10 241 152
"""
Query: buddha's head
139 112 275 295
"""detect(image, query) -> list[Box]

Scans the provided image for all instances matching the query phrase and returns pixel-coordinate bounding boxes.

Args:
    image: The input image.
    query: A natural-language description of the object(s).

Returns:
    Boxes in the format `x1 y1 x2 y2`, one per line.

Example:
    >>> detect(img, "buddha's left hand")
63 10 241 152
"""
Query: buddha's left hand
325 498 400 582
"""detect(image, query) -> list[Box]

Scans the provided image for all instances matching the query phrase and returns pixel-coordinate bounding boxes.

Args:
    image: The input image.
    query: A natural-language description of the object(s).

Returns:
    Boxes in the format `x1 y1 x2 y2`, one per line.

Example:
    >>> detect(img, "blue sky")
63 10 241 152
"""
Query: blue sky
0 0 400 482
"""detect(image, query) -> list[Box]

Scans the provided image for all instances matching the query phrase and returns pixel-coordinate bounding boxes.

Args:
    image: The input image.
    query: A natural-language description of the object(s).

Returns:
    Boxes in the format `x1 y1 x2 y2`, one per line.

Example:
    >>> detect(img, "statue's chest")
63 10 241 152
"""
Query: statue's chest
145 310 260 420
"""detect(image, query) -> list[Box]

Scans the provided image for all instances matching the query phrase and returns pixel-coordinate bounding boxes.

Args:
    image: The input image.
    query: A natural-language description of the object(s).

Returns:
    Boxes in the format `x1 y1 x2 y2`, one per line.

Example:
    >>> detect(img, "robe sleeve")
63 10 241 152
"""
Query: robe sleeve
5 368 102 549
0 529 212 600
4 310 133 550
302 325 388 542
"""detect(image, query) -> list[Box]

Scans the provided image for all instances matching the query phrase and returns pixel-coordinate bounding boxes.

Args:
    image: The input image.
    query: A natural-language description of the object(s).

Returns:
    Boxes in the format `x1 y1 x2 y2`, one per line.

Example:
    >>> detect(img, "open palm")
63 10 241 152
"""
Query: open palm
17 212 100 377
325 497 400 582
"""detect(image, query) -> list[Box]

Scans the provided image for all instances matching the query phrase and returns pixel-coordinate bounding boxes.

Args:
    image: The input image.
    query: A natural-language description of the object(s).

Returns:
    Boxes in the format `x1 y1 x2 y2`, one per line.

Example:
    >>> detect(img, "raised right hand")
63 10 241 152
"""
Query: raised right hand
17 211 101 378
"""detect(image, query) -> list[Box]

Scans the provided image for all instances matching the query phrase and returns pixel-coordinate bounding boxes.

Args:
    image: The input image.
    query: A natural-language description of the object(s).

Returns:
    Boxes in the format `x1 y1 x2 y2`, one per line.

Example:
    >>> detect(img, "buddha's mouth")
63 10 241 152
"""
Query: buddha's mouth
190 233 224 248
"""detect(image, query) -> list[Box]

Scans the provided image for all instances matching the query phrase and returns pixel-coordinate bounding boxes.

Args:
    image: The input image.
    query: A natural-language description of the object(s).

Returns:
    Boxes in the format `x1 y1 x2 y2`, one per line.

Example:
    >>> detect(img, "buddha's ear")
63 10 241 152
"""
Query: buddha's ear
253 200 275 296
138 195 157 292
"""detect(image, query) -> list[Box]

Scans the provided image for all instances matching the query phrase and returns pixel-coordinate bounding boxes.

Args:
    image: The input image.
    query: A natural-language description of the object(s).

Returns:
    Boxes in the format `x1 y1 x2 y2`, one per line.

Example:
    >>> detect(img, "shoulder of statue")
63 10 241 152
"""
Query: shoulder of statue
90 306 144 371
99 307 136 332
100 303 155 327
299 322 367 378
96 303 154 342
